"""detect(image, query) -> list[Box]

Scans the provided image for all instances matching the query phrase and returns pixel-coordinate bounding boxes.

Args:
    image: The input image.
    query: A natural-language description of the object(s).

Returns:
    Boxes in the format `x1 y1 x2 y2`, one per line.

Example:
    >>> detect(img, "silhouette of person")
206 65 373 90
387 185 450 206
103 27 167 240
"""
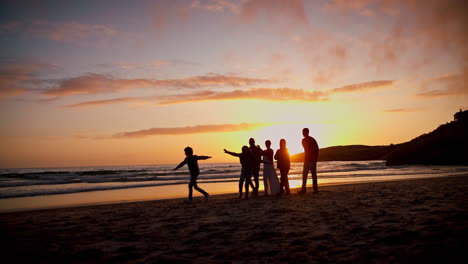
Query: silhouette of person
249 138 263 195
224 146 254 199
262 140 281 196
174 147 211 203
299 128 319 194
275 139 291 195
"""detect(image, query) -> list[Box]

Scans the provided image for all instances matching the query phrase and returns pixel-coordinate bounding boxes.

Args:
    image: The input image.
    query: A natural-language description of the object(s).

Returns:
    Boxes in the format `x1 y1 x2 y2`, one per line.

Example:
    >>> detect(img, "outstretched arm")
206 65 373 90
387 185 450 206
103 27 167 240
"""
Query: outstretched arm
196 155 212 160
174 159 187 170
224 149 241 157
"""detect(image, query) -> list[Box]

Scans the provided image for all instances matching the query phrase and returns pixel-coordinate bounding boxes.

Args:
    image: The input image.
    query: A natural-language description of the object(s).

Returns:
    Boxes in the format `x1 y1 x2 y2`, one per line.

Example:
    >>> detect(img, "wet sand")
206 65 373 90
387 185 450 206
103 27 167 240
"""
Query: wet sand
2 175 468 263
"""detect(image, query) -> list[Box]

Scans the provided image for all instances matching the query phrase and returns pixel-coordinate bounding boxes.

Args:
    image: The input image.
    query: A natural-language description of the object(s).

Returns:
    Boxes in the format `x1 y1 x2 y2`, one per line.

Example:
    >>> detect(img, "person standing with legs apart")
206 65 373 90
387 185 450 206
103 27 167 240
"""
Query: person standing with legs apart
249 138 263 195
224 146 254 199
299 128 319 194
174 147 211 203
275 139 291 195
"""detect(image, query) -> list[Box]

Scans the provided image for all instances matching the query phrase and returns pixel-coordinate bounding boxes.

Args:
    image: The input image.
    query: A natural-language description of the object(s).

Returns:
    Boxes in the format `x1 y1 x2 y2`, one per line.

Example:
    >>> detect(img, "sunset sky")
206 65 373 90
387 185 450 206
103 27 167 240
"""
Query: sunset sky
0 0 467 168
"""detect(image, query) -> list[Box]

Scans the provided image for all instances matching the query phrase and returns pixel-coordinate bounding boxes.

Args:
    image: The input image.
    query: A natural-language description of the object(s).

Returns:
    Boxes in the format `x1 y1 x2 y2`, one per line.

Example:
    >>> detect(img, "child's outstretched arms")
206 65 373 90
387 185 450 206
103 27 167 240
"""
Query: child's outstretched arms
174 159 187 170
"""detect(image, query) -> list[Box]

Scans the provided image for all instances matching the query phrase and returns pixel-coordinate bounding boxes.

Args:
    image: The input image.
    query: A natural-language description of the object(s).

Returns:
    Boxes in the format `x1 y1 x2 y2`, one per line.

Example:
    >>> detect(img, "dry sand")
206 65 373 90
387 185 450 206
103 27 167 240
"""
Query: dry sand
1 176 468 263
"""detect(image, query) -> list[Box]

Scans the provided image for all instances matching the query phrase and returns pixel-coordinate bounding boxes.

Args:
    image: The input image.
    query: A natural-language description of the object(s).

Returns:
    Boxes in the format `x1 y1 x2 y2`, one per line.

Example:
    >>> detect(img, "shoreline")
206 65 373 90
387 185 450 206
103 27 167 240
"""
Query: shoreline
1 173 468 213
2 175 467 263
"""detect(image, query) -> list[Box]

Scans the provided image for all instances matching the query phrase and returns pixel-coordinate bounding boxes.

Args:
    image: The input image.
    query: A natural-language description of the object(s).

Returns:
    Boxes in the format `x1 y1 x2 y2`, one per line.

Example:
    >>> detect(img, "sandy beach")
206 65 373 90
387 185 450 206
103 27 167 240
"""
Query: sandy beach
2 175 467 263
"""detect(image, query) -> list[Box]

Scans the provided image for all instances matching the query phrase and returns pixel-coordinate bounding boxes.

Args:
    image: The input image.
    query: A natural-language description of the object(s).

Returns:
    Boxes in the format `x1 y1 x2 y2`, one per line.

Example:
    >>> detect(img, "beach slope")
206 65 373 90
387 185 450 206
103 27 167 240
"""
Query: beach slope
2 176 468 263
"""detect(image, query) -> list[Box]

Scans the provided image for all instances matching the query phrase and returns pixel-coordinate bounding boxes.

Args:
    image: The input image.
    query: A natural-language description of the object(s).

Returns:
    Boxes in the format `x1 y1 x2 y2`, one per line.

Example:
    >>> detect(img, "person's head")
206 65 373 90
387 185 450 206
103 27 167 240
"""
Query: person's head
249 138 255 146
302 128 309 137
280 139 286 149
241 145 250 154
184 146 193 157
265 140 271 149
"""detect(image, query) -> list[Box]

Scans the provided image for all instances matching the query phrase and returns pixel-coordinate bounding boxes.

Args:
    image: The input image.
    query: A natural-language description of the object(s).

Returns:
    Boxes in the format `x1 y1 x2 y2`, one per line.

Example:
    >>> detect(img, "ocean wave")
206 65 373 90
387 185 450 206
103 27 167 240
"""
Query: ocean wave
1 161 467 198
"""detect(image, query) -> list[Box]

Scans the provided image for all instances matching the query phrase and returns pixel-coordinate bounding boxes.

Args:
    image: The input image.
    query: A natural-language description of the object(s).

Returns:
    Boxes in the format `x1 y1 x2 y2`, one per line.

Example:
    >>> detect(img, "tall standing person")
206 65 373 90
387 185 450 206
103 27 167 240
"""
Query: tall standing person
249 138 262 195
275 139 291 195
299 128 319 194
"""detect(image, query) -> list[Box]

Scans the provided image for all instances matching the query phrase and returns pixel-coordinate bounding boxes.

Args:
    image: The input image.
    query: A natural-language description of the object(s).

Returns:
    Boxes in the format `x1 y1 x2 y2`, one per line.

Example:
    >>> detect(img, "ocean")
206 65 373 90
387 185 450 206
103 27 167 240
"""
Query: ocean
2 160 468 199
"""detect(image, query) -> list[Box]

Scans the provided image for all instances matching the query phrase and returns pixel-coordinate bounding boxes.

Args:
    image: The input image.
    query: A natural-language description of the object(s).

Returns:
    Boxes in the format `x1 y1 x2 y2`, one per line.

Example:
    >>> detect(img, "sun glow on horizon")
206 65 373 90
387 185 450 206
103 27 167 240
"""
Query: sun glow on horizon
0 0 466 168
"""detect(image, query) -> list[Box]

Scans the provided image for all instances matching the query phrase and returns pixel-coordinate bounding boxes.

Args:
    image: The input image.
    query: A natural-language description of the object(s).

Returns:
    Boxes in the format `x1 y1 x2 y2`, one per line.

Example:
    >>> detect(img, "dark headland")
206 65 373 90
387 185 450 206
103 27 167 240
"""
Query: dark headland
291 110 468 166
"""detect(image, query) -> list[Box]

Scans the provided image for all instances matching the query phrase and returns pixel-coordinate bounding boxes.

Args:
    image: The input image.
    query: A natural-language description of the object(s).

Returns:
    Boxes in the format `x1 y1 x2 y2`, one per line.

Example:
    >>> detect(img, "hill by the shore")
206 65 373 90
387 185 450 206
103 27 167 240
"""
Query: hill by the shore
291 110 468 166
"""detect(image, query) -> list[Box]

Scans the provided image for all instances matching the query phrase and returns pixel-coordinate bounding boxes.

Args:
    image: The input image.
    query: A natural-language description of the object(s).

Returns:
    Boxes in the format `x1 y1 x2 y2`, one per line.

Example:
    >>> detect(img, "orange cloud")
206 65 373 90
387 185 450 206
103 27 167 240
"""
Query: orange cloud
332 80 394 93
62 78 398 108
61 87 328 108
45 73 275 97
114 123 267 138
158 88 328 105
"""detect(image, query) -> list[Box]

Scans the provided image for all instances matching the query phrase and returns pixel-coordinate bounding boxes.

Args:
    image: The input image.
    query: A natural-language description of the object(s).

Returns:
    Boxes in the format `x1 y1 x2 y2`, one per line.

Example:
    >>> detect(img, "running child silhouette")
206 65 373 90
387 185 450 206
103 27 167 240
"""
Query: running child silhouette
174 147 211 203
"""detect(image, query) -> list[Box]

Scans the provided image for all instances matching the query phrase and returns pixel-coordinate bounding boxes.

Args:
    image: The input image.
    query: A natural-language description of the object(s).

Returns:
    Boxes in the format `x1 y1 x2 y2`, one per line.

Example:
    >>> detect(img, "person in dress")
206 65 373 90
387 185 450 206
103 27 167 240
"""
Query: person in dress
262 140 281 196
174 147 211 203
224 146 254 199
274 139 291 195
299 128 319 194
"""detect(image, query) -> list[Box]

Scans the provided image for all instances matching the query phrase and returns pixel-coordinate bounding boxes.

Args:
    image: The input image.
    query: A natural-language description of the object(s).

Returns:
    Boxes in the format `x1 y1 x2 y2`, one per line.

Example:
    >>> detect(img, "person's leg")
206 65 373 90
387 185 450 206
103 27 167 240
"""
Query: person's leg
245 175 251 199
253 167 260 193
239 170 245 199
301 162 309 193
281 168 291 194
312 162 318 193
263 173 269 196
248 170 255 190
279 171 285 194
193 181 208 196
188 179 195 201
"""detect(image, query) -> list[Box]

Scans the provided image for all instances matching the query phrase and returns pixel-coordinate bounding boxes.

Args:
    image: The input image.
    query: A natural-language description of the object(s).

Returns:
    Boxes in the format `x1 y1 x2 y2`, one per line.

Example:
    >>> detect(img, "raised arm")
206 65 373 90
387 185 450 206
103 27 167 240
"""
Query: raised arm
174 159 187 170
224 149 241 157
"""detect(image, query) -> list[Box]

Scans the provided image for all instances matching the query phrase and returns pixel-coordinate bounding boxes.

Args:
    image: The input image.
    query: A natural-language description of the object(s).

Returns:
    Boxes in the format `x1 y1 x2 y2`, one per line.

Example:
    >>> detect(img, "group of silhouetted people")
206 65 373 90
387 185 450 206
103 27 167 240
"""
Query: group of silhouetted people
174 128 319 203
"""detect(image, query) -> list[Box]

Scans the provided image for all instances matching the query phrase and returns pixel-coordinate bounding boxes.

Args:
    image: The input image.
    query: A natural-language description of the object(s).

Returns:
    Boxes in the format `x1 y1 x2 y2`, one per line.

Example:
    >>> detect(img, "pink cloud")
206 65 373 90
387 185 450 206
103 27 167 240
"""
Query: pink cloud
191 0 239 13
0 61 52 99
45 74 154 97
63 97 146 108
416 68 468 98
239 0 310 30
25 20 118 47
114 123 267 138
45 73 275 97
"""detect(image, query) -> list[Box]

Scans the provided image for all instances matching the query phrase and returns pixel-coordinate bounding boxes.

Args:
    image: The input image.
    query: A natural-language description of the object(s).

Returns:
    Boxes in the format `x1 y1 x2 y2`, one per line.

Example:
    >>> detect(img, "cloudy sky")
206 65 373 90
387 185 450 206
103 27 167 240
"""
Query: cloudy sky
0 0 467 168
